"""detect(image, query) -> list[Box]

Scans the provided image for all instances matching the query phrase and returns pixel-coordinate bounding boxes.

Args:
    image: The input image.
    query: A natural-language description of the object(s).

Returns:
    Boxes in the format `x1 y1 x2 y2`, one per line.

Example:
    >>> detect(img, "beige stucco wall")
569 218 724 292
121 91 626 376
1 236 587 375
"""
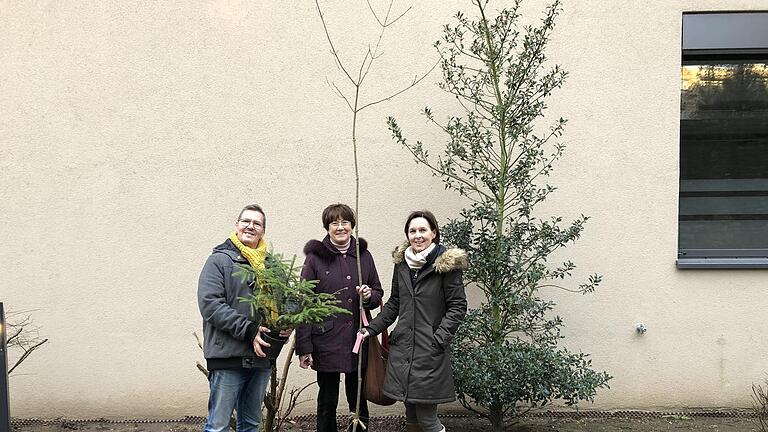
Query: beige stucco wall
1 0 767 419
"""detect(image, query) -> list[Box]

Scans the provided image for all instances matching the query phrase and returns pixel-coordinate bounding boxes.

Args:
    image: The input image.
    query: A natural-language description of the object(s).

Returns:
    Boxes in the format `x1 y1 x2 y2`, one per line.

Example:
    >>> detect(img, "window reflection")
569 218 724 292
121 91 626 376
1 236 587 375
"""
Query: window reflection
679 62 768 250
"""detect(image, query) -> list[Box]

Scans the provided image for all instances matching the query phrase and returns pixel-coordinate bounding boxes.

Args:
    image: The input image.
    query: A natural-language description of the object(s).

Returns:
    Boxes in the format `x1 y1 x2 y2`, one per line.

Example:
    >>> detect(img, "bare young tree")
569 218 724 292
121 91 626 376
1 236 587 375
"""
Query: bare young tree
315 1 436 430
753 379 768 432
262 337 317 432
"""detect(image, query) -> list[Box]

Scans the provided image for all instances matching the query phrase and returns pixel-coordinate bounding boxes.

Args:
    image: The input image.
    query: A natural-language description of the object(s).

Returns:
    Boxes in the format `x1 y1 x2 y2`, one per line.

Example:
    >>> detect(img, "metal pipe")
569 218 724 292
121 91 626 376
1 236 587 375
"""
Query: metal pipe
0 303 11 432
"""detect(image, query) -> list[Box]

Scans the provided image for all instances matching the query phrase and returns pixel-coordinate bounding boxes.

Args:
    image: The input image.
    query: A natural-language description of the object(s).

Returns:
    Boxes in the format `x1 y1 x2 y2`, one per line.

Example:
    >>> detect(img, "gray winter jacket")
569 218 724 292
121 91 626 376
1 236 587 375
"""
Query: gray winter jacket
197 239 269 370
367 242 468 404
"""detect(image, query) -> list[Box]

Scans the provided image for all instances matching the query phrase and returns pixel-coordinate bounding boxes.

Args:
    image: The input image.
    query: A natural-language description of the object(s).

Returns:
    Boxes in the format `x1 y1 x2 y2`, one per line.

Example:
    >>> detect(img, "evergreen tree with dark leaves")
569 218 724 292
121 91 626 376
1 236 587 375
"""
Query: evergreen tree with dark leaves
387 1 611 429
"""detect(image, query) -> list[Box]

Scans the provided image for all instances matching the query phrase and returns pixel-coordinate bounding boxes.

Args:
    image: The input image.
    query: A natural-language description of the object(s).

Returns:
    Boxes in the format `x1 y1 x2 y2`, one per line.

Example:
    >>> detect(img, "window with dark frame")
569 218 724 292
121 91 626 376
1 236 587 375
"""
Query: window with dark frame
678 12 768 268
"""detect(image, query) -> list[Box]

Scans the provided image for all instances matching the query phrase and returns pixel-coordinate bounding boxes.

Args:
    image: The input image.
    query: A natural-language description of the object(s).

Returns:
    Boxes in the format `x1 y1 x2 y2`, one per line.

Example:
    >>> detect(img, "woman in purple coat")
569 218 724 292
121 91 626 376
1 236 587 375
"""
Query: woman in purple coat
296 203 384 432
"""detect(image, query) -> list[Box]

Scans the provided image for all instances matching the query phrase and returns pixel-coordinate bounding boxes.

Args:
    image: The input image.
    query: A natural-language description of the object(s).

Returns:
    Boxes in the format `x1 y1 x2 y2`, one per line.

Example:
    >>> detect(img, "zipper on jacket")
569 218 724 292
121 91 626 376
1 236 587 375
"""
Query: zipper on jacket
403 273 420 401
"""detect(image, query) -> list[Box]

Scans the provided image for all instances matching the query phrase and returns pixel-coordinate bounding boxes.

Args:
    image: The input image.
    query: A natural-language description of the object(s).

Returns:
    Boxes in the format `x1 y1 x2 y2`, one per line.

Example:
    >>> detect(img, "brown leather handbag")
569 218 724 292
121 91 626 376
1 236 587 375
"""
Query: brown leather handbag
363 309 396 406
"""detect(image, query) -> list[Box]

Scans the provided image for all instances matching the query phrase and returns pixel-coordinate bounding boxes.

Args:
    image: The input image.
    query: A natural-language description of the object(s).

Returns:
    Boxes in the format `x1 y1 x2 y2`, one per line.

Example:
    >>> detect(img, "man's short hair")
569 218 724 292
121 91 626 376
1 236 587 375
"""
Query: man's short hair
238 204 266 229
322 203 356 230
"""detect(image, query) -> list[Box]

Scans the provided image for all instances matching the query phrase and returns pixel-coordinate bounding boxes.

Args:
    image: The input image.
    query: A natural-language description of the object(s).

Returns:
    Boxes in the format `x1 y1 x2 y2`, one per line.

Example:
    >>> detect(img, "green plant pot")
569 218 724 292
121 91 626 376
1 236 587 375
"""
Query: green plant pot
262 332 288 360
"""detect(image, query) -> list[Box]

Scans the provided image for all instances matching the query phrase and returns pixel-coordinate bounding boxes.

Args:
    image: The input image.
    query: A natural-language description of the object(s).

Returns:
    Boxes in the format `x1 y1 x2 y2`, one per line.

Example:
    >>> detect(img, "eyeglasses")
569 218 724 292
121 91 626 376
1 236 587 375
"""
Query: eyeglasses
238 219 264 229
330 221 352 228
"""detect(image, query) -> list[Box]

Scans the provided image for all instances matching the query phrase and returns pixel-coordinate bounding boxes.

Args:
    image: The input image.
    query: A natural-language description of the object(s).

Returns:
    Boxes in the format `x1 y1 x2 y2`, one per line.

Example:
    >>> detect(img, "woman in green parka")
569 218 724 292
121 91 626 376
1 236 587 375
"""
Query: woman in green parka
363 210 468 432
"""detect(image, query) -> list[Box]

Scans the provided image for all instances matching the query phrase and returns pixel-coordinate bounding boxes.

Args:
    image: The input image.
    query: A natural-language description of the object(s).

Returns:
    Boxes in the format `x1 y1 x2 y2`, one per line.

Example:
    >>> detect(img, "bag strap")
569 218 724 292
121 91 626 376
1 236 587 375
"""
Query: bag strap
352 305 388 354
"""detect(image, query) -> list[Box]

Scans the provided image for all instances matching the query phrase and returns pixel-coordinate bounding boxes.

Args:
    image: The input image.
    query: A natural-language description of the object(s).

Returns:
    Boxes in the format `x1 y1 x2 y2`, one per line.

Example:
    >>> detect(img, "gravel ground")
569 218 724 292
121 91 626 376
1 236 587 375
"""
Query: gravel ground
10 414 764 432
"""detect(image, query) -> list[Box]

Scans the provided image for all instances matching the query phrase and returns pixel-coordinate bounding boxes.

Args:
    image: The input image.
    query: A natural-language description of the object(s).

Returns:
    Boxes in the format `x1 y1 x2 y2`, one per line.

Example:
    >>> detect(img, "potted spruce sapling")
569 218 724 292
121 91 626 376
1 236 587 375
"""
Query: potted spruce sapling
235 250 350 359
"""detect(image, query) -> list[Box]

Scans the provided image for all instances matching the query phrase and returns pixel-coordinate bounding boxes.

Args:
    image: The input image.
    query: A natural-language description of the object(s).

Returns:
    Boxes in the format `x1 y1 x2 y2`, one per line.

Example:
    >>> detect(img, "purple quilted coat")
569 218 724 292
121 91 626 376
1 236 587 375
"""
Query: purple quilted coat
296 235 383 373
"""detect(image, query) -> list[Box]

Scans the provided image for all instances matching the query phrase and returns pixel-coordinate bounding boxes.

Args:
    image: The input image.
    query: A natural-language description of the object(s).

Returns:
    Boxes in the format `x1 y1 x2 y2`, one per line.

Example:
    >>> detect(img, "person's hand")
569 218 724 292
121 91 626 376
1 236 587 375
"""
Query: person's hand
253 326 271 357
299 353 313 369
359 328 370 340
279 328 293 338
356 285 372 302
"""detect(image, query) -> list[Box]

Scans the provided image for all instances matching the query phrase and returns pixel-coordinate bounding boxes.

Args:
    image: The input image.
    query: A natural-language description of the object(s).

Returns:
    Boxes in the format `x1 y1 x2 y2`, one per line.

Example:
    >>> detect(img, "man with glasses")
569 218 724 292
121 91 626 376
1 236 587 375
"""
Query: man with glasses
197 204 275 432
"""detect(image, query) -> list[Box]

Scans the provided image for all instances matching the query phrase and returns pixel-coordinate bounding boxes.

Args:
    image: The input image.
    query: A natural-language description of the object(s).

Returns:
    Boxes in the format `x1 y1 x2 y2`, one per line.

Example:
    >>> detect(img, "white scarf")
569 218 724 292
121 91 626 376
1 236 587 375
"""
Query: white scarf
404 243 436 270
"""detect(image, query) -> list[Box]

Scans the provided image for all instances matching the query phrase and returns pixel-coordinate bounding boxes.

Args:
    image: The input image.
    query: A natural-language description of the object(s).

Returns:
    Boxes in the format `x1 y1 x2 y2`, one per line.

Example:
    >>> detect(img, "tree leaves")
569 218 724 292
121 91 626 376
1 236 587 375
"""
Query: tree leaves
235 251 350 331
388 0 610 428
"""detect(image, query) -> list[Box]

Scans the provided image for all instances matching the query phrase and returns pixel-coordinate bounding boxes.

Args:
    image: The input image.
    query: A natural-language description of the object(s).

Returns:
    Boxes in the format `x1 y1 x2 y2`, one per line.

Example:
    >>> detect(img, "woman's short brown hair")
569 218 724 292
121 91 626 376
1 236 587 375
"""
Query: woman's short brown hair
403 210 440 244
322 203 356 230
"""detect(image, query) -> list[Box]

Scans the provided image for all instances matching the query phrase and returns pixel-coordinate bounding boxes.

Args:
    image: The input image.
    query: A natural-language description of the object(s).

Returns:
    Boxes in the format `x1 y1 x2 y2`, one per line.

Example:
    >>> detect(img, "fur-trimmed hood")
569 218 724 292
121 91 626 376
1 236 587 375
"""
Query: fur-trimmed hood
304 235 368 260
392 241 468 273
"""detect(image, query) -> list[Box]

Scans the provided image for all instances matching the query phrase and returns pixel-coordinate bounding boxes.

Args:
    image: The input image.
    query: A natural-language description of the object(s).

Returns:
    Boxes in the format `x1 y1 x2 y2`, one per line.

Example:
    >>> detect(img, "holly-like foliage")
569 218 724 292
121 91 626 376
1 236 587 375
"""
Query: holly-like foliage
387 0 610 429
235 251 350 331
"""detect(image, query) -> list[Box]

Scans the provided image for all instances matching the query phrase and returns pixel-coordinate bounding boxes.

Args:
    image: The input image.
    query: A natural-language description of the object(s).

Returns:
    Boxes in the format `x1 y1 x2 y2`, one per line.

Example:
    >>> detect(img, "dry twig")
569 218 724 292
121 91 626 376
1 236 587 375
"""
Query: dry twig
6 310 49 375
753 380 768 431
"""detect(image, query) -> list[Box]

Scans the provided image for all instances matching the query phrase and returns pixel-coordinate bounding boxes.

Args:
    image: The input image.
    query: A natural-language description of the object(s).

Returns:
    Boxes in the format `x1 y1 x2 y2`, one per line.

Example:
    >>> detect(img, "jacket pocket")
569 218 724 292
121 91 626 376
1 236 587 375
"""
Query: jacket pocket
312 320 334 335
389 330 397 345
431 334 446 353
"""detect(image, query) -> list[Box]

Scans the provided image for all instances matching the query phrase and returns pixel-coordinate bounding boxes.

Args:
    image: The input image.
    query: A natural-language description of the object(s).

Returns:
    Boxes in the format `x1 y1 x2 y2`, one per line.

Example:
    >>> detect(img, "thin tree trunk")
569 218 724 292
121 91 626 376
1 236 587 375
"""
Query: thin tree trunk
352 94 366 432
263 365 279 432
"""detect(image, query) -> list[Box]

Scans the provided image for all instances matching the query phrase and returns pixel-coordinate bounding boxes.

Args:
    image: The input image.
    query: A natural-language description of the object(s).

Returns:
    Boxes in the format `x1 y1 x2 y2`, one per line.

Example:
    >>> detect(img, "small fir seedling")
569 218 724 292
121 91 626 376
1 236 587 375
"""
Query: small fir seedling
235 251 350 332
235 251 350 432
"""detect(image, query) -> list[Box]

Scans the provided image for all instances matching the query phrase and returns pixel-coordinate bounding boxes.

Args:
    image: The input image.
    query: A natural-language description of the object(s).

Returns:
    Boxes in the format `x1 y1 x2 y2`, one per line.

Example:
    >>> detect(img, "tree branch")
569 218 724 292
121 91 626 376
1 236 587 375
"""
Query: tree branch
327 77 355 111
9 338 48 374
358 60 439 112
316 0 357 85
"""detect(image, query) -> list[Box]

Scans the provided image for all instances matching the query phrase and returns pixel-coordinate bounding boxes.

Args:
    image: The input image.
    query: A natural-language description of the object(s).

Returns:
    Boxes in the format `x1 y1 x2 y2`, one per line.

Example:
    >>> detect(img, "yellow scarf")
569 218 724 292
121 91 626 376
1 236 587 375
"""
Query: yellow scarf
229 231 267 271
229 232 278 323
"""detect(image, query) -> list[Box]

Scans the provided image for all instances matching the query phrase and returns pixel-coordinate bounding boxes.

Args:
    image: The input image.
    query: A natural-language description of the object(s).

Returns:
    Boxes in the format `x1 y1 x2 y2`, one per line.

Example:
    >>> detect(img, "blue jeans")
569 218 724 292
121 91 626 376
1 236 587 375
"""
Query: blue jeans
204 367 272 432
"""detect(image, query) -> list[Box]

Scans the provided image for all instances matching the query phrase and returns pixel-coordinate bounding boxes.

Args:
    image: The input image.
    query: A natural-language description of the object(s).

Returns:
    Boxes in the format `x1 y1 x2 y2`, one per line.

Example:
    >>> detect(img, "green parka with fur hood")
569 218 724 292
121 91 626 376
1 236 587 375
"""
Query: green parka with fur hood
366 242 468 404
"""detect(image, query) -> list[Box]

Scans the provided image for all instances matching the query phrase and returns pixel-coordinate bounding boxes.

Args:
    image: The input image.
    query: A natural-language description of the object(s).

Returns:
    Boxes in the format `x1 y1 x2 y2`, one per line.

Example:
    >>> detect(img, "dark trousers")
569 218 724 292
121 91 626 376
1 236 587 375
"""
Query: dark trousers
316 371 370 432
405 402 442 432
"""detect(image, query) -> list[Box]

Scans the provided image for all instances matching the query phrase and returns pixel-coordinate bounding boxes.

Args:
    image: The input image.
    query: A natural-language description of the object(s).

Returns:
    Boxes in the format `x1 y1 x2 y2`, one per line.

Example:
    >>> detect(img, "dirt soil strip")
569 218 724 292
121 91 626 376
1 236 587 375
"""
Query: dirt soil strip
10 415 764 432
